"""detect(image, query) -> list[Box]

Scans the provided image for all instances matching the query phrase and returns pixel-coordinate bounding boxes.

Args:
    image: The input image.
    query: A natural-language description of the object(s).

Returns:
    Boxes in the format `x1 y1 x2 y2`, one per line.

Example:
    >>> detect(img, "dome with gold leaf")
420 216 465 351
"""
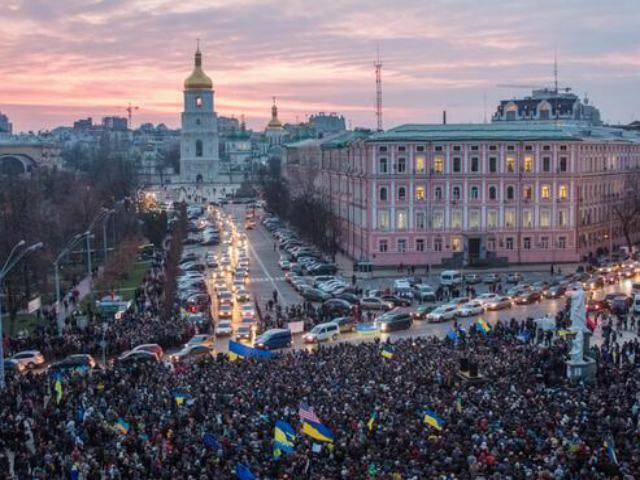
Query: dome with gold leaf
184 47 213 90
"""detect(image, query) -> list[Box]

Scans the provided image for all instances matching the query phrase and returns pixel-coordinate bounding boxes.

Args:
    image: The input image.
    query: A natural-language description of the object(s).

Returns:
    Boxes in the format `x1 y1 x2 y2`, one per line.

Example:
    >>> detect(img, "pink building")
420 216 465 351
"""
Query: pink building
284 124 640 268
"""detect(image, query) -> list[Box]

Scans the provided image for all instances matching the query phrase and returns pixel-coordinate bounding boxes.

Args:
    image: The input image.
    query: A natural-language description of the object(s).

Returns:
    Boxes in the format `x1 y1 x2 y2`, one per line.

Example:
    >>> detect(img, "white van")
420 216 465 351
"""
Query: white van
303 322 340 344
634 294 640 314
440 270 462 287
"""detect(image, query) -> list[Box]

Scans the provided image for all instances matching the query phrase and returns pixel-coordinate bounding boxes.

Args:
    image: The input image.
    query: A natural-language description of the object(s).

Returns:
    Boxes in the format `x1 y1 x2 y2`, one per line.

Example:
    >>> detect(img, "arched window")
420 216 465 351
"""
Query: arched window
379 187 387 201
488 186 497 200
506 185 515 200
435 187 442 200
470 185 479 200
195 140 203 157
398 187 406 201
452 186 461 200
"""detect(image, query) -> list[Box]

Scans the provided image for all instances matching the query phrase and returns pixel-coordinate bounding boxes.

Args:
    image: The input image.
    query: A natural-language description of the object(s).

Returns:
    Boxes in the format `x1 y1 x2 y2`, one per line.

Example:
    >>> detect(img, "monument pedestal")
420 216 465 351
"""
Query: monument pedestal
566 357 597 383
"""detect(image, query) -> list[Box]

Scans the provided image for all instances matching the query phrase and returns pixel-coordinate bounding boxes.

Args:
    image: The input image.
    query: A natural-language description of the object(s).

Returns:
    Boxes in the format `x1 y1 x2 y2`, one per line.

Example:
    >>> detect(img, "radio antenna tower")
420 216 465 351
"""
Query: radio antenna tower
374 45 383 132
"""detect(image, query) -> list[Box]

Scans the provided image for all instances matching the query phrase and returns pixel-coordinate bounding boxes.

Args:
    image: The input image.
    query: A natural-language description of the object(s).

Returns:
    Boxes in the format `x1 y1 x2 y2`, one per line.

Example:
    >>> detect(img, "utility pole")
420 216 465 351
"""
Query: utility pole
125 102 140 129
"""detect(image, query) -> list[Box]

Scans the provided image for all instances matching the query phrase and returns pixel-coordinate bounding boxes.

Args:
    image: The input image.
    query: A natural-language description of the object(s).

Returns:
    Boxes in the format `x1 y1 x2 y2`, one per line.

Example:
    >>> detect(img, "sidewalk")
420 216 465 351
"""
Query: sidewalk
335 251 582 279
52 274 93 332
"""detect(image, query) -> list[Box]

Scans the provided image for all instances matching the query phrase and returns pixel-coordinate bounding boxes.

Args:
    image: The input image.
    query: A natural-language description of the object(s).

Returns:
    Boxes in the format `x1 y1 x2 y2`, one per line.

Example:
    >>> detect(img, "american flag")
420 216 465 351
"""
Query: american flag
298 401 321 424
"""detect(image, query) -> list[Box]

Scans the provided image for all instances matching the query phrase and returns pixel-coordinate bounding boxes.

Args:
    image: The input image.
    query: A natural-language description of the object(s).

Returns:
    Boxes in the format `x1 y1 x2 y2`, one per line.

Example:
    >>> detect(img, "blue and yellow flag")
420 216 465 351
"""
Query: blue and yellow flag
367 411 377 432
116 417 130 434
423 409 444 431
273 420 296 457
604 434 618 465
174 392 189 406
475 318 491 335
455 395 463 414
447 328 459 344
381 344 394 359
228 340 273 360
54 379 63 404
301 420 335 443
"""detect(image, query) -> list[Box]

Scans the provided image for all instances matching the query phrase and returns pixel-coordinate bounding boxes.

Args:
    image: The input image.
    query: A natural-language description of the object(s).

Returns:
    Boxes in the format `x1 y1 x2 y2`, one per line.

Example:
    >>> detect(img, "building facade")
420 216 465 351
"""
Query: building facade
180 46 220 183
284 123 640 267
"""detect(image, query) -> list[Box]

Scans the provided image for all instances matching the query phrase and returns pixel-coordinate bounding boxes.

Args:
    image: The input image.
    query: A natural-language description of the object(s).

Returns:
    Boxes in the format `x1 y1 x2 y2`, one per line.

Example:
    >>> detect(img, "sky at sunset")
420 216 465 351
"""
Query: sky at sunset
1 0 639 133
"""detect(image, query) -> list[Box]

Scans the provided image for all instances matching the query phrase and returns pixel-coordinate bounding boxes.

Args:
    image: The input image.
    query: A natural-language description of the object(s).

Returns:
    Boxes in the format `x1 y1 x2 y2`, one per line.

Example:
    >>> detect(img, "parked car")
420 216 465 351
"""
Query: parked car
131 344 164 360
380 295 412 307
475 292 499 306
426 305 458 323
413 284 436 302
301 287 331 302
375 312 412 332
118 350 159 366
336 292 360 305
464 273 481 284
322 298 352 316
506 272 524 284
513 290 542 305
216 320 233 336
360 297 394 311
457 301 484 317
186 334 215 349
171 345 213 363
49 354 97 371
11 350 45 369
485 296 512 311
331 316 355 333
483 273 500 284
308 263 338 276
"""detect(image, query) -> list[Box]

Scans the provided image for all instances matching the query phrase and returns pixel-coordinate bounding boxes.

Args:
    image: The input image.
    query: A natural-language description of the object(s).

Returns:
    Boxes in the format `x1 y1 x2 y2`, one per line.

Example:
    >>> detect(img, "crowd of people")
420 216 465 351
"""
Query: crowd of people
1 317 640 479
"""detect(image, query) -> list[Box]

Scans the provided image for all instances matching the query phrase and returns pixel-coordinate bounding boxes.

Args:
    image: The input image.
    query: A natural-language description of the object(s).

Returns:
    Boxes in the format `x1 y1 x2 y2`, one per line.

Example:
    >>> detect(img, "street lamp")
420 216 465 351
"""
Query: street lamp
0 240 43 389
102 209 116 260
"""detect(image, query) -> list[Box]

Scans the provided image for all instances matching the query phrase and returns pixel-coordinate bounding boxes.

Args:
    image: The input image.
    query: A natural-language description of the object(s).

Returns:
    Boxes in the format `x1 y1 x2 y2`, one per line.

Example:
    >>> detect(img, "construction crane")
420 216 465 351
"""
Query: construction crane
125 102 139 129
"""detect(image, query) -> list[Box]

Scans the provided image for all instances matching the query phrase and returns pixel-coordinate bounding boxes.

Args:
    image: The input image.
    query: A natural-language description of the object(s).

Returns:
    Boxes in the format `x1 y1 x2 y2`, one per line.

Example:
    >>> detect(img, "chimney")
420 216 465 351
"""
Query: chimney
443 110 447 125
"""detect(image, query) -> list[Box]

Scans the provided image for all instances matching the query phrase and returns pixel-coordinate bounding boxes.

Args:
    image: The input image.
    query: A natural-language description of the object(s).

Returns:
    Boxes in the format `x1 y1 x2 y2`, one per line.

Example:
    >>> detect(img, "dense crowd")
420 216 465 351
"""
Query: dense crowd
1 319 639 479
4 254 199 362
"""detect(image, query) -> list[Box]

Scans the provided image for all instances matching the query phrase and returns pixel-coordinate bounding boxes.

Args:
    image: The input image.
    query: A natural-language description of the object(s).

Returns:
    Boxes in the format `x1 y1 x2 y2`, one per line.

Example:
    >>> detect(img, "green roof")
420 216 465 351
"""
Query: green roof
320 129 373 150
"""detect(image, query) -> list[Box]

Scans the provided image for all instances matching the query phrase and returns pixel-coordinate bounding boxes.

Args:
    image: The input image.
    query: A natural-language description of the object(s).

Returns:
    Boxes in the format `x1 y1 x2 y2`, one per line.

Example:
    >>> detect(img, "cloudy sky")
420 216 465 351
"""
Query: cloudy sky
1 0 639 132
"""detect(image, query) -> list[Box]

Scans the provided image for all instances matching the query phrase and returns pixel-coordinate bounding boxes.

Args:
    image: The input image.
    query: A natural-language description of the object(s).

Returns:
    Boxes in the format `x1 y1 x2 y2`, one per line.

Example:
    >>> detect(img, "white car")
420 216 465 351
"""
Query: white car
218 304 233 318
457 301 484 317
426 305 458 323
240 303 255 320
278 258 291 270
186 334 215 349
11 350 45 369
216 320 233 336
413 285 436 302
476 293 499 306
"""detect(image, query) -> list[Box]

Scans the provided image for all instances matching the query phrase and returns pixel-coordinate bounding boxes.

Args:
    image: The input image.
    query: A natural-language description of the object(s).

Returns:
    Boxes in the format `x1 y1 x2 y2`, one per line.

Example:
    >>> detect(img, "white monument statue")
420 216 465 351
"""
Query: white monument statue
569 288 588 362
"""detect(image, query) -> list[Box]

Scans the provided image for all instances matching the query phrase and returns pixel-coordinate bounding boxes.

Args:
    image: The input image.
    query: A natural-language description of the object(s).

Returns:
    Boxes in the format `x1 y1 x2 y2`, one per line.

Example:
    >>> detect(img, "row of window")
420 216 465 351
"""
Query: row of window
378 236 568 253
377 154 569 175
377 208 570 230
378 145 568 153
378 184 570 202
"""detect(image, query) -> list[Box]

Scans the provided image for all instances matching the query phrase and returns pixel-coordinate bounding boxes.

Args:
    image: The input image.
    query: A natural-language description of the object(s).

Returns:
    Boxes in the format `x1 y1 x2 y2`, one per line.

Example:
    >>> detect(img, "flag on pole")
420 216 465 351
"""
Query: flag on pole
298 401 321 424
381 343 394 359
423 409 445 431
367 411 377 432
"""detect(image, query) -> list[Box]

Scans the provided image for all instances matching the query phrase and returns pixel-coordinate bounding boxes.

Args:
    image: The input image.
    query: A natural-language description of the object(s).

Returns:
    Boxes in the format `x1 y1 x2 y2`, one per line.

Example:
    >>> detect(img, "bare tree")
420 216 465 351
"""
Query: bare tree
612 172 640 251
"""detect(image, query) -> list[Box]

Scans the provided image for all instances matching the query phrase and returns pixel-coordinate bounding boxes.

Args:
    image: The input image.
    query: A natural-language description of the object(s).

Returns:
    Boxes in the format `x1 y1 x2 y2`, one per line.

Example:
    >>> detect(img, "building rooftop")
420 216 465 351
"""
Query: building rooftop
370 123 640 144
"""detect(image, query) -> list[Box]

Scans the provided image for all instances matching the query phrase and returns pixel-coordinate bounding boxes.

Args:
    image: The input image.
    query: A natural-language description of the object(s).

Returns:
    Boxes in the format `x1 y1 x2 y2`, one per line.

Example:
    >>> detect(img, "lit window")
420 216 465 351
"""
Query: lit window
415 186 425 201
558 185 568 200
540 209 550 227
433 155 444 174
469 210 480 228
195 96 203 108
522 209 532 228
452 237 462 252
415 155 426 173
523 155 533 173
558 209 568 227
378 210 389 230
451 209 462 229
506 155 515 173
397 210 408 230
523 186 532 200
432 210 444 229
541 185 550 199
505 209 515 228
487 210 497 228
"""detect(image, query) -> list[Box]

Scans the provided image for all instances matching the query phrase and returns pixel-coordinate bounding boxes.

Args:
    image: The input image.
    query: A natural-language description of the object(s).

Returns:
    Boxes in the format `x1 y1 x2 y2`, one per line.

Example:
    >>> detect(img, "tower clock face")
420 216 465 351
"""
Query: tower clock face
195 96 203 108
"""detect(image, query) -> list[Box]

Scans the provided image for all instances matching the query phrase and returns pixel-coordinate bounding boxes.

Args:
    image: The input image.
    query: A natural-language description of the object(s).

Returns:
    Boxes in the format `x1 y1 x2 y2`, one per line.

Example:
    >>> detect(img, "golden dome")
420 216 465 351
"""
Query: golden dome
266 98 283 128
184 48 213 90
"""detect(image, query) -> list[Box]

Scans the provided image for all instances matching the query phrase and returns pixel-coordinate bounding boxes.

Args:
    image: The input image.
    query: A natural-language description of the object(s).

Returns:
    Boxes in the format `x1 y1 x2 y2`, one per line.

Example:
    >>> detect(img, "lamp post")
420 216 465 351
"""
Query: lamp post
0 240 43 389
102 209 115 260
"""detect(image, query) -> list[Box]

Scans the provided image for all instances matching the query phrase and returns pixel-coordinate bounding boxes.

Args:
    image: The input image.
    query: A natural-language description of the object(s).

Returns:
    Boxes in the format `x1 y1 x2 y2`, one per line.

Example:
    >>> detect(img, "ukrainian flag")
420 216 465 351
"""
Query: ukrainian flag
54 379 63 404
116 417 130 434
475 318 491 335
273 420 296 457
381 344 394 359
423 409 444 431
301 420 335 443
174 392 188 406
228 340 273 360
604 434 618 464
367 411 377 432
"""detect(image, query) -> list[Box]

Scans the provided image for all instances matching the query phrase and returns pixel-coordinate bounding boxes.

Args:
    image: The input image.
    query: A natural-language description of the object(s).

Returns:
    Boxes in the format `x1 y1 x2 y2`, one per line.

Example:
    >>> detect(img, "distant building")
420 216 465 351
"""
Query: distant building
264 97 288 147
493 88 602 126
0 112 13 135
218 116 241 137
0 135 63 175
309 112 346 135
73 118 93 130
102 116 128 131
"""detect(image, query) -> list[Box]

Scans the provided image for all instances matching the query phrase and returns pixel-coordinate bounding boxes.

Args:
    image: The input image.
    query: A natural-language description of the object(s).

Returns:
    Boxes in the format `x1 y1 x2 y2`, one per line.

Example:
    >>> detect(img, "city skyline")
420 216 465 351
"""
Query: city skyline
1 0 639 133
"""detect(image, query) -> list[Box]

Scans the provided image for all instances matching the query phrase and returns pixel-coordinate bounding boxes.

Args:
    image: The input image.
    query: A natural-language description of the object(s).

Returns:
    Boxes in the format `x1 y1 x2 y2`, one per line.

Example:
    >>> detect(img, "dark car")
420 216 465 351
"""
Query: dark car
254 329 292 350
513 291 542 305
336 292 360 305
611 295 631 315
322 298 352 316
301 287 331 302
376 312 412 333
331 316 355 333
412 304 437 320
380 295 412 307
308 263 338 276
543 284 566 299
49 354 97 371
117 350 159 366
604 293 626 309
587 299 609 313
